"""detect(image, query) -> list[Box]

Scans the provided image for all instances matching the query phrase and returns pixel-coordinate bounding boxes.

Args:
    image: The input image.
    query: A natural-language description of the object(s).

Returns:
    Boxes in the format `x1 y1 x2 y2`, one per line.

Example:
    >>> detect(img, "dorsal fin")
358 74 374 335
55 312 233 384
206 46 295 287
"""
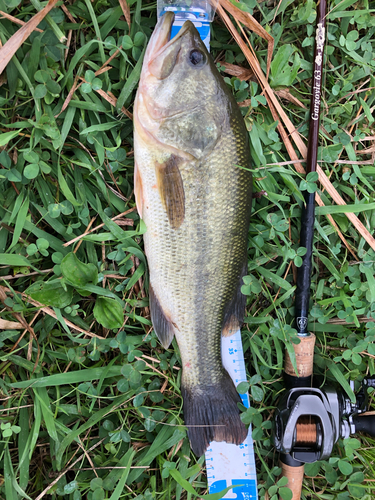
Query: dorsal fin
155 155 185 229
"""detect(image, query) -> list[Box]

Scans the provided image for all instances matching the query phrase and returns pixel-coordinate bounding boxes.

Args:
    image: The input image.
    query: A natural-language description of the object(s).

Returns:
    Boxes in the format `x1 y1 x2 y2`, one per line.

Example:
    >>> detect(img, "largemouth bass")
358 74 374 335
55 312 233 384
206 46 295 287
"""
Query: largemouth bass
134 12 252 456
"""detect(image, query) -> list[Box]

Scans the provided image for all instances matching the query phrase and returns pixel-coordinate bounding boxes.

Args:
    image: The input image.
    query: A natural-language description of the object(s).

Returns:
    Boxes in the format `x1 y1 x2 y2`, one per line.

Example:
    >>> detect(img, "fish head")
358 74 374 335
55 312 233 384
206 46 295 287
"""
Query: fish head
145 13 211 94
137 12 226 159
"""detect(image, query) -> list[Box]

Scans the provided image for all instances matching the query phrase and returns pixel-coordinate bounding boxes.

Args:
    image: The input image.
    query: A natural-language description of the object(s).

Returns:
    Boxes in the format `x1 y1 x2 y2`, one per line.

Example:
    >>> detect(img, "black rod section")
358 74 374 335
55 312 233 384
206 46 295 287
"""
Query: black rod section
279 5 328 495
294 0 326 336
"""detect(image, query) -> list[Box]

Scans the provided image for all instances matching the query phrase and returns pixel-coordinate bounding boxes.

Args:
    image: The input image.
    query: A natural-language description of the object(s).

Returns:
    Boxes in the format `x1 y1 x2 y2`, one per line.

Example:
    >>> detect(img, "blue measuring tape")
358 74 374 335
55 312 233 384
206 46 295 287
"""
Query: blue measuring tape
206 332 257 499
159 8 211 48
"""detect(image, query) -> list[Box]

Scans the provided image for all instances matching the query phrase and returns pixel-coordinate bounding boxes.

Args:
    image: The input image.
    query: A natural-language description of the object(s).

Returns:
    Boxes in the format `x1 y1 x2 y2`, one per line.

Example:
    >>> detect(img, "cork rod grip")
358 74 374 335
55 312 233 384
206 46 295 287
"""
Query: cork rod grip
280 462 305 500
284 334 316 379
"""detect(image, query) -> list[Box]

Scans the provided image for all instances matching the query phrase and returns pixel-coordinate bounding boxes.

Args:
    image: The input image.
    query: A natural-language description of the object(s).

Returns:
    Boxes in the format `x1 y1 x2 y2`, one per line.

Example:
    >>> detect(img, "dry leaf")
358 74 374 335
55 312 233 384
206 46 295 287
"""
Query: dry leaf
100 48 121 70
0 319 23 329
357 145 375 155
0 0 59 75
219 0 274 79
0 10 43 33
219 61 254 81
119 0 131 30
99 89 133 120
238 99 252 107
275 89 307 109
56 72 82 117
1 285 103 339
96 65 112 76
217 1 375 253
60 3 77 24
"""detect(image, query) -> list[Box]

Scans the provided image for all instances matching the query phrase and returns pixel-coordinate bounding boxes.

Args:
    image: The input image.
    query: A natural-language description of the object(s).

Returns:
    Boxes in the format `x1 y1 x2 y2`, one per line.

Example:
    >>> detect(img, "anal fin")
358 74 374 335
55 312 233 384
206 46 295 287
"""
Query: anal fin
149 284 175 348
222 260 248 337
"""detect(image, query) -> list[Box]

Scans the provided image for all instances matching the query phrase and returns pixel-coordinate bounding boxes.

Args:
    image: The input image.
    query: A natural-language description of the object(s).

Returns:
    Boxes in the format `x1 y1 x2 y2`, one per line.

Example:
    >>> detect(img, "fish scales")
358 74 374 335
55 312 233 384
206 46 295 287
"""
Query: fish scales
134 12 252 456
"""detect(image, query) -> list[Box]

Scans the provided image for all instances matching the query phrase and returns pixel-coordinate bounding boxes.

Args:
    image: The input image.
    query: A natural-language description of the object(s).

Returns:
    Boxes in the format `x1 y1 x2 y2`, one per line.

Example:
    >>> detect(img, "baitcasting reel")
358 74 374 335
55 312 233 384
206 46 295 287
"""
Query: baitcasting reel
274 377 375 463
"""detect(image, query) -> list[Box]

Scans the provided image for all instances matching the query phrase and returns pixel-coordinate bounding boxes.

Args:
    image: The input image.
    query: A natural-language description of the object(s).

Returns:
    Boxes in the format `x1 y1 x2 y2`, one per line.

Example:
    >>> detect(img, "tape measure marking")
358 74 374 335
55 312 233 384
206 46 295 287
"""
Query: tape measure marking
205 331 257 499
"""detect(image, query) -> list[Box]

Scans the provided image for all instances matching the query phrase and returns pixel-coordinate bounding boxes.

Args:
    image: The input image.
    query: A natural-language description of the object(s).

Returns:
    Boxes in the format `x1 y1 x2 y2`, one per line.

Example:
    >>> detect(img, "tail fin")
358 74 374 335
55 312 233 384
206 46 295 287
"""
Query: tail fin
182 371 247 456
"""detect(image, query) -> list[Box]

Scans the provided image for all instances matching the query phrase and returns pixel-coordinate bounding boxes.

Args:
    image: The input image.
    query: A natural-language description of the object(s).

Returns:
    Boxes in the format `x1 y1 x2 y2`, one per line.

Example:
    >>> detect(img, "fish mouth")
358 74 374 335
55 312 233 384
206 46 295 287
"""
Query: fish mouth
147 12 195 61
138 14 198 121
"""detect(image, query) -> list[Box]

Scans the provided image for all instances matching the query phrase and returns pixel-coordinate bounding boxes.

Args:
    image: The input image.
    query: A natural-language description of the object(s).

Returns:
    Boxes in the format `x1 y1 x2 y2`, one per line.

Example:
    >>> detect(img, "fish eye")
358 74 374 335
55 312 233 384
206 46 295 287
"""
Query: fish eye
189 49 205 67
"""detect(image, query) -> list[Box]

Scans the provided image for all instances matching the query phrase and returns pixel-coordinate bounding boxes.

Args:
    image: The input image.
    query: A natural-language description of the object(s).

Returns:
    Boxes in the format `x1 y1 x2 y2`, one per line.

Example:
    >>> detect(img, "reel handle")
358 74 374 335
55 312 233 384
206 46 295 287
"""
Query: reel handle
352 414 375 437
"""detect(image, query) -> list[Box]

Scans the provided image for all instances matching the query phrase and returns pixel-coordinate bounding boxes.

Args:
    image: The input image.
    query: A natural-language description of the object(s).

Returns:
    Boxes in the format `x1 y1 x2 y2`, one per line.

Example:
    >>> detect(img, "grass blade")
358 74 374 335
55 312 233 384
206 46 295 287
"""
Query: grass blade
18 405 30 492
10 366 123 389
9 195 29 250
0 130 19 146
116 47 145 111
257 267 292 291
34 387 59 443
109 448 135 500
327 360 355 403
29 0 66 42
0 254 33 268
56 393 133 469
4 446 17 500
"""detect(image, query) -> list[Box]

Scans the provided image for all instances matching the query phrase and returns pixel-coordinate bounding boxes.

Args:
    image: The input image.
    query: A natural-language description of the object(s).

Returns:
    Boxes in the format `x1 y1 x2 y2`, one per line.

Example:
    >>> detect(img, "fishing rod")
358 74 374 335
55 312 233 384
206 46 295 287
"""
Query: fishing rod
273 5 375 497
276 1 327 498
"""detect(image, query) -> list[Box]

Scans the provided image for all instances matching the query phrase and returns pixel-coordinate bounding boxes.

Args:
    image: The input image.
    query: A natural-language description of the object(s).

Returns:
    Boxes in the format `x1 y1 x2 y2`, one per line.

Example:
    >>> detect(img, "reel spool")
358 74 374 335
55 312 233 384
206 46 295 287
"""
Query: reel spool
274 378 375 464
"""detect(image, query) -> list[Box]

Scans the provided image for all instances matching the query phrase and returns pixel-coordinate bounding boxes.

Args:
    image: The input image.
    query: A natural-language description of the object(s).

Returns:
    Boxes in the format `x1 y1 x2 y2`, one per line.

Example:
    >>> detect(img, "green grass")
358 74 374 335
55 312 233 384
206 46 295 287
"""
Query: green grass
0 0 375 498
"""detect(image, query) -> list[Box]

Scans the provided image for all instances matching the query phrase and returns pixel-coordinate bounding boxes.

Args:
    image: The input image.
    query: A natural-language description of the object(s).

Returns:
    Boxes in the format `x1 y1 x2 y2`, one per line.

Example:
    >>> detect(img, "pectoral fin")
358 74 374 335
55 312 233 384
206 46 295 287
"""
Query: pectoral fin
134 161 144 218
155 155 185 229
149 284 175 348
